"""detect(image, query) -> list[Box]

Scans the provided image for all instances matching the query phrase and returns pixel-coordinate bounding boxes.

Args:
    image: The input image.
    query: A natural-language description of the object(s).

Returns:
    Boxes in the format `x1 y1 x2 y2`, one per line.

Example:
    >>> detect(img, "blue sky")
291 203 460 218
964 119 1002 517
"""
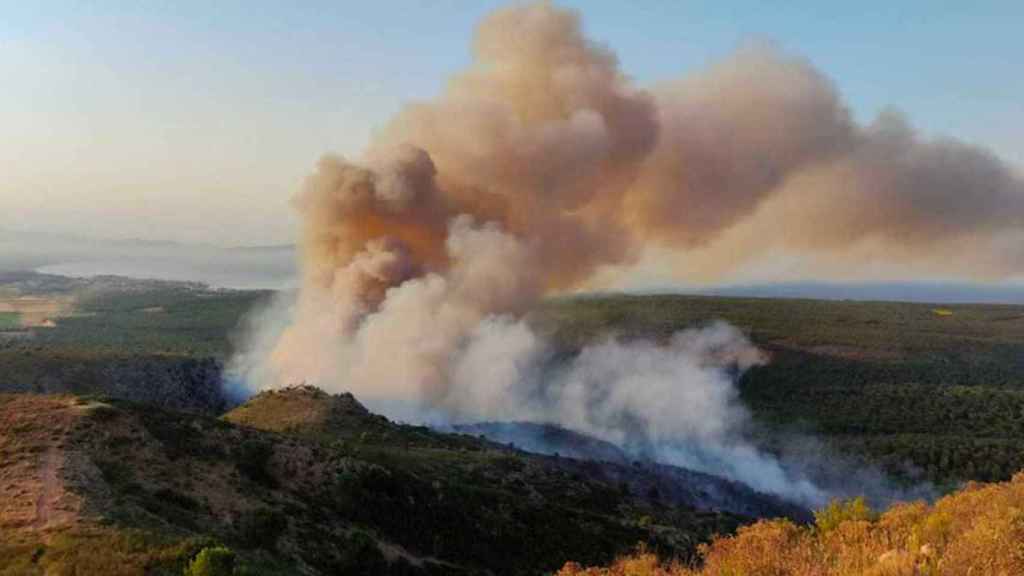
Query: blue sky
1 1 1021 245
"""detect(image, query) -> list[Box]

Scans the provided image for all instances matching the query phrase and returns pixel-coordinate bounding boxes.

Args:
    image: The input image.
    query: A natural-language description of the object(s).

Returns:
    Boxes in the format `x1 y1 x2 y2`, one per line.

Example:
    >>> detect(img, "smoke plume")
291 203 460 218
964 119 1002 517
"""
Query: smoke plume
234 3 1020 504
445 319 831 504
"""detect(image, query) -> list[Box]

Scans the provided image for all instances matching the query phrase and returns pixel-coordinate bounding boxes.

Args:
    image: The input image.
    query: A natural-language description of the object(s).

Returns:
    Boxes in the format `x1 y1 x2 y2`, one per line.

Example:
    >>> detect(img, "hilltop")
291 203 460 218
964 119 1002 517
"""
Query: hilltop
223 386 388 440
0 387 799 575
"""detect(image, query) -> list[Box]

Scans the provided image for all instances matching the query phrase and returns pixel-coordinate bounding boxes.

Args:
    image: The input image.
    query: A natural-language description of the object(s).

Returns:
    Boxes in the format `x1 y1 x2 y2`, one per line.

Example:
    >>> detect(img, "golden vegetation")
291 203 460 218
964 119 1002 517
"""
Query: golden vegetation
559 472 1024 576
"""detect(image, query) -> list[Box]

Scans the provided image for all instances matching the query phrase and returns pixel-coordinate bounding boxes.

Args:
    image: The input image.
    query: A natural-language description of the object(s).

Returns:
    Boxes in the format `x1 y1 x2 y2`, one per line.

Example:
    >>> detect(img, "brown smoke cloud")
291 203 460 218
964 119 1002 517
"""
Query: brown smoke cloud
629 46 856 247
370 2 659 289
650 109 1024 282
250 1 1024 406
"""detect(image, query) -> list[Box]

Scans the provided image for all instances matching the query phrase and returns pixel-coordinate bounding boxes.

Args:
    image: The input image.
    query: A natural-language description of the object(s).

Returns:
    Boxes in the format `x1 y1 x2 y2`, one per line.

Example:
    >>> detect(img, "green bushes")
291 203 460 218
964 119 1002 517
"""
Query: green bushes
333 532 388 575
0 529 206 576
813 497 875 533
239 509 287 550
0 311 20 330
184 546 235 576
234 440 277 488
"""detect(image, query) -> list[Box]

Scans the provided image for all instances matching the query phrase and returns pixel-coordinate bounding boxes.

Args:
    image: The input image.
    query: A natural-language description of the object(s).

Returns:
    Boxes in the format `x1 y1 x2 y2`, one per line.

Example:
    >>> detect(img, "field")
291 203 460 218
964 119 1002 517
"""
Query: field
27 287 266 357
0 296 71 328
0 272 267 356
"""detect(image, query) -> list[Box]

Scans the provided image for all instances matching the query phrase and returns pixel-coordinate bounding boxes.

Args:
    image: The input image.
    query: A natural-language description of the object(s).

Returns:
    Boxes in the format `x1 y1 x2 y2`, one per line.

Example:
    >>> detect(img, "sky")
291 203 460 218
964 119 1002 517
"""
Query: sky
2 1 1021 247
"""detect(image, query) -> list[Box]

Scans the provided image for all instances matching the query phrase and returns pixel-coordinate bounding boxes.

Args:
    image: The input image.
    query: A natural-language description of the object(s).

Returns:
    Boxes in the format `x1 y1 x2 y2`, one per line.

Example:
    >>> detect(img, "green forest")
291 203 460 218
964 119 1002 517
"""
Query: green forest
539 295 1024 486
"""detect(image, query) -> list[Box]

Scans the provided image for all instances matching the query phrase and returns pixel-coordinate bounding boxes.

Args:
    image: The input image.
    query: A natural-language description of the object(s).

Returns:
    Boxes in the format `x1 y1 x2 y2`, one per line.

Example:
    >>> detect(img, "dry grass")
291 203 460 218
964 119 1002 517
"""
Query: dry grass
559 472 1024 576
0 395 84 535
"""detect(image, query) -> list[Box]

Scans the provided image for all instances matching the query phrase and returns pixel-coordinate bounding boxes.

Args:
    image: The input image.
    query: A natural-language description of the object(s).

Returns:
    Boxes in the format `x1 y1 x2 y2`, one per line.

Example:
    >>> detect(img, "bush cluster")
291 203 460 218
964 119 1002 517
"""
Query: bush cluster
559 472 1024 575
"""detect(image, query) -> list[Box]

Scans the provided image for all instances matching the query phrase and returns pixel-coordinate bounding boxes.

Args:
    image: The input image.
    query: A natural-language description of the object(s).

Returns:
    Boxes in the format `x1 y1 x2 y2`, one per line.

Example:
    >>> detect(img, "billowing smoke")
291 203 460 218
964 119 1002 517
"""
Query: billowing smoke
446 319 829 505
233 3 1019 505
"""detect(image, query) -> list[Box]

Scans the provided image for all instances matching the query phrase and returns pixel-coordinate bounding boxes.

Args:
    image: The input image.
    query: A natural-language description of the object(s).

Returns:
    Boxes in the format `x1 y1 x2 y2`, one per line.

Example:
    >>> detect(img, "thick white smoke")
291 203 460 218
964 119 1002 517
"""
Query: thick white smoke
444 319 828 505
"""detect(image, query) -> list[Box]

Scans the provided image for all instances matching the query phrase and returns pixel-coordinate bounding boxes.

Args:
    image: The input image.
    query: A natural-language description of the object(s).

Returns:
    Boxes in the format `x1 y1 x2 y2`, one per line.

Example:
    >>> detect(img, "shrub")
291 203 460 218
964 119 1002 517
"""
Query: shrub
814 496 875 533
235 440 277 488
239 508 287 550
561 472 1024 576
334 532 388 575
184 546 235 576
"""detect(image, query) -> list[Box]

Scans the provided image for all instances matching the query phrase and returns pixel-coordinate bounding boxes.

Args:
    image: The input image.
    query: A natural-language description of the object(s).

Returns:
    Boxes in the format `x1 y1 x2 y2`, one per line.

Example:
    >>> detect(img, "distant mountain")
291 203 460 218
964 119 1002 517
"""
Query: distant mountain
0 230 297 289
0 228 294 252
5 227 1023 303
229 243 297 253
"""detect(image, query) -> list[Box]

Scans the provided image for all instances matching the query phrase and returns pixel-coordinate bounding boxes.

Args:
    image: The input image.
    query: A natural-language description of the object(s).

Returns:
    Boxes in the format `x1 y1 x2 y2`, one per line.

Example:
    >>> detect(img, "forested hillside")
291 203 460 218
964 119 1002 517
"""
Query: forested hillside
537 295 1024 484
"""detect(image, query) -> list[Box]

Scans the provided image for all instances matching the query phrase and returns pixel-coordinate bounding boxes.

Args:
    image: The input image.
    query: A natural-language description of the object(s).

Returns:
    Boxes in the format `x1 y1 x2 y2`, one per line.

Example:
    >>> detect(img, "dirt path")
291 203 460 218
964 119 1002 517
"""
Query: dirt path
32 445 62 530
0 395 80 534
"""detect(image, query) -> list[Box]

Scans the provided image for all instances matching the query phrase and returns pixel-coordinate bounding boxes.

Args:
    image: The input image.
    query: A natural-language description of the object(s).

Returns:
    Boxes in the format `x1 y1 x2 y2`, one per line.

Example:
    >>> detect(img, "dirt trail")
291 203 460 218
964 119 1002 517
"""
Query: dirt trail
0 396 82 535
32 445 62 530
28 399 78 534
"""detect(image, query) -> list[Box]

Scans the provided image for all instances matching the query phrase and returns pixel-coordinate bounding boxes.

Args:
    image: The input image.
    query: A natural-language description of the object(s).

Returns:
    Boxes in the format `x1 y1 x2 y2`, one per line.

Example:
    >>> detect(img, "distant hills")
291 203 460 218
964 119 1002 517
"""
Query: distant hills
682 280 1024 305
5 228 1024 303
0 229 296 289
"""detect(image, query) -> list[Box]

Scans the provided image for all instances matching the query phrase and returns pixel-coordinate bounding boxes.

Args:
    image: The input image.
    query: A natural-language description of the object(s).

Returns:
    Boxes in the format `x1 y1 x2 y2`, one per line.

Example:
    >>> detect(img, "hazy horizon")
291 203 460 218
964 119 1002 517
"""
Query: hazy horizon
6 228 1023 304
